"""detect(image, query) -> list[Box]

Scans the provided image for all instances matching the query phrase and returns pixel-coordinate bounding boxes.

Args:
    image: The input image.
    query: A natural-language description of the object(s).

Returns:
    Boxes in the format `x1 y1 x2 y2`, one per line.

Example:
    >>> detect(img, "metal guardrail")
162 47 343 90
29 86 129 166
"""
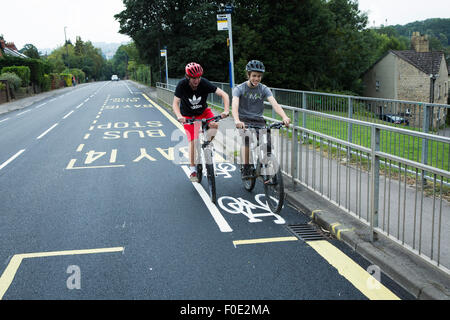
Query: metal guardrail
156 81 450 274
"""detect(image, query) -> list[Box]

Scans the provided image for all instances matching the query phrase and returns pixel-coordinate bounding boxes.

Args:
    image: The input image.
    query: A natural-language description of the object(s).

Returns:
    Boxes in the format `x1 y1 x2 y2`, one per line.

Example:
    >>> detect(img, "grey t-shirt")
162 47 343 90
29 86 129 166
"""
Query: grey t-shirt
232 82 273 120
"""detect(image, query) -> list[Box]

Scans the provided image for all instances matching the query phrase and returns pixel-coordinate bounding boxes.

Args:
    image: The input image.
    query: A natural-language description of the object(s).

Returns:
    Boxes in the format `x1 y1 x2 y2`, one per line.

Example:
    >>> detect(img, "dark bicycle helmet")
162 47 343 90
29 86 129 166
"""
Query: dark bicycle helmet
245 60 265 73
185 62 203 78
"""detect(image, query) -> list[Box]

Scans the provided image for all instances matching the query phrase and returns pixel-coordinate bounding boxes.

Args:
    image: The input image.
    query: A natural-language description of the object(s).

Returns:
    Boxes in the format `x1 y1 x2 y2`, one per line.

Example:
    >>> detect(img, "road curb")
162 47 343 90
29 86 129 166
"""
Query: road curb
284 182 450 300
0 84 89 116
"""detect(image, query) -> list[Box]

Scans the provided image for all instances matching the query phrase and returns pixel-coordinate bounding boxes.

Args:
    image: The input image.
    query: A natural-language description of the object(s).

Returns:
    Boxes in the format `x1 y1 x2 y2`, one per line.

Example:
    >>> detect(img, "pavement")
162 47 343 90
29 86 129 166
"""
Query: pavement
0 83 89 116
2 80 450 300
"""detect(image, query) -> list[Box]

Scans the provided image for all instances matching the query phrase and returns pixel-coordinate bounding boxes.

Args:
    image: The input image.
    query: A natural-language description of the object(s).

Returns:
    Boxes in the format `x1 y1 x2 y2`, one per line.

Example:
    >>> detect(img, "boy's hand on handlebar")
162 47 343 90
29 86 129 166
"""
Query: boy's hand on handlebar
220 111 229 119
235 120 245 129
282 117 290 127
178 116 186 124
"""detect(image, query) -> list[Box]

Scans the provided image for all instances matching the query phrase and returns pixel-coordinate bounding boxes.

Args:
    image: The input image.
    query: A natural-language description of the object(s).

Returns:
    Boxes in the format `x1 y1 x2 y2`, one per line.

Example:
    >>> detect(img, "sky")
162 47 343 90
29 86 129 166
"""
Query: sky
1 0 131 51
357 0 450 27
1 0 449 52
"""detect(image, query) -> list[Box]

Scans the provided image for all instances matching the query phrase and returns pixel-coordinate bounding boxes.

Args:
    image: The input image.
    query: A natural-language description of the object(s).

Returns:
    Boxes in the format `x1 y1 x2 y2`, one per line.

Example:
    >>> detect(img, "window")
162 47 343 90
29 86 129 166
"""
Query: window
376 80 380 92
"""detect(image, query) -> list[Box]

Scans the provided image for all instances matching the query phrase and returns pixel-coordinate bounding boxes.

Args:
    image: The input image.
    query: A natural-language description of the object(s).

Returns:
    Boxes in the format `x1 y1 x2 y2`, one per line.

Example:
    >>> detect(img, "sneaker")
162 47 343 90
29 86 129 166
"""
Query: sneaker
189 171 199 183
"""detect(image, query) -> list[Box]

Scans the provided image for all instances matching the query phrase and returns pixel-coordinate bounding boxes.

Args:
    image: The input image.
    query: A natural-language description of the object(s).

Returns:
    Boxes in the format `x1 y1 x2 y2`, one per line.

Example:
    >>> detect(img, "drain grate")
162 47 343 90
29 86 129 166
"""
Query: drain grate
287 224 326 241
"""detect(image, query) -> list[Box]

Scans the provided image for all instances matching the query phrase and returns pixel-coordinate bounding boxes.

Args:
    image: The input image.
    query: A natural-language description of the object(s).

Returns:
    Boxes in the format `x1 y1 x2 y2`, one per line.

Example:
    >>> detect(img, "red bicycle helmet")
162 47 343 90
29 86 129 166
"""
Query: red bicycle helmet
185 62 203 78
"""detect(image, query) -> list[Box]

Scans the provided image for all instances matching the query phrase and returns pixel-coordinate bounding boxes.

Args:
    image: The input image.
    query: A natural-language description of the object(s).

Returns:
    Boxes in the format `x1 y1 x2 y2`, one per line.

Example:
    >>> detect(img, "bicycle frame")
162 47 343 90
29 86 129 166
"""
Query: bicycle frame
244 123 283 177
186 115 221 169
185 115 222 203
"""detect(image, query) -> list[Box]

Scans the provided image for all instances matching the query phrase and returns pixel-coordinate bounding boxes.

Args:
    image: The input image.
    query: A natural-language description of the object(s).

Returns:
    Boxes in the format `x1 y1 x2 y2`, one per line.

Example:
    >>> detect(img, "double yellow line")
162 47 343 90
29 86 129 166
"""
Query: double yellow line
232 236 399 300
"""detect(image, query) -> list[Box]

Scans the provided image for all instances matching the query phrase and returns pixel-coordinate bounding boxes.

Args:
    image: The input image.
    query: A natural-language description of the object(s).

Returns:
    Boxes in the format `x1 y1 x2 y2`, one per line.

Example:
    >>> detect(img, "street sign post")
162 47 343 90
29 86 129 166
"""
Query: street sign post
160 48 168 85
217 5 235 88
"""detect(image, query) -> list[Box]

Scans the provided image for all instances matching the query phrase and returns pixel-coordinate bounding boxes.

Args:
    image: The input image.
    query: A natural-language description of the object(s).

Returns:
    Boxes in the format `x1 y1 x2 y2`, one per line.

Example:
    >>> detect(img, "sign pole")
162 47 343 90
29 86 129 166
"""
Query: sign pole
227 11 235 88
161 48 169 86
217 5 235 89
164 47 169 86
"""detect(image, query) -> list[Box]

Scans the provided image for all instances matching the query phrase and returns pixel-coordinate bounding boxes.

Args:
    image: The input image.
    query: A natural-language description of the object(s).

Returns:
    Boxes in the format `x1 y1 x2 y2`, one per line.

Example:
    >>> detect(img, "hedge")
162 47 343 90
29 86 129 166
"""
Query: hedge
1 66 31 87
0 56 50 88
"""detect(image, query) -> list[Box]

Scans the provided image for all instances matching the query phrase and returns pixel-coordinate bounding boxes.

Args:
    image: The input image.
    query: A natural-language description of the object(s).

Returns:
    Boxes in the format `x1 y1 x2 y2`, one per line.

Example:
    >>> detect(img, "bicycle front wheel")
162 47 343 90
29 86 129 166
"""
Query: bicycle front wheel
263 158 284 213
204 148 216 204
196 163 203 183
206 163 216 204
241 164 256 191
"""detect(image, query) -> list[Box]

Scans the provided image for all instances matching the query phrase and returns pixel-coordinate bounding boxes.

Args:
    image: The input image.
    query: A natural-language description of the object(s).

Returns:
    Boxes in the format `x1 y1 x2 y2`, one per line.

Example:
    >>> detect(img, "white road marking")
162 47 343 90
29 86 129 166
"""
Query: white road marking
181 165 232 233
63 110 74 119
0 118 10 124
36 123 58 140
17 110 31 116
35 103 46 109
0 149 26 171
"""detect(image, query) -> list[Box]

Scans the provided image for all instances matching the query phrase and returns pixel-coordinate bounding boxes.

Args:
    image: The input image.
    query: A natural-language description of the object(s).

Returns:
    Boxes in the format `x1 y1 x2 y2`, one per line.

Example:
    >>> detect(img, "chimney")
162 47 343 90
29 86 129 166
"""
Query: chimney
411 32 429 52
5 42 18 51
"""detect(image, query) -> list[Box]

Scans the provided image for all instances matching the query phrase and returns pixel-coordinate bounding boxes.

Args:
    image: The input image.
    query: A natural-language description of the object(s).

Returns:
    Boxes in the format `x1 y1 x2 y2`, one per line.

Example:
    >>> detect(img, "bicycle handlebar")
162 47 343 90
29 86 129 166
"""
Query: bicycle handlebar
185 115 223 125
244 122 285 130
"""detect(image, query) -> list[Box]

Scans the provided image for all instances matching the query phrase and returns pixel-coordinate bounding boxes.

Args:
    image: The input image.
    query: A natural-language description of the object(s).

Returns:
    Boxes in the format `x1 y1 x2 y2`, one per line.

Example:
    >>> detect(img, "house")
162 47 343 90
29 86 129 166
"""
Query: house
362 32 448 128
0 39 28 59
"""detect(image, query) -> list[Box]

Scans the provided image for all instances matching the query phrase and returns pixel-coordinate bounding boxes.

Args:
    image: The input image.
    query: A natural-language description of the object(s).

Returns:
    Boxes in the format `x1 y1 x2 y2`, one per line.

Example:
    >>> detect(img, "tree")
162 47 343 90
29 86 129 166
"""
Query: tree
20 44 40 59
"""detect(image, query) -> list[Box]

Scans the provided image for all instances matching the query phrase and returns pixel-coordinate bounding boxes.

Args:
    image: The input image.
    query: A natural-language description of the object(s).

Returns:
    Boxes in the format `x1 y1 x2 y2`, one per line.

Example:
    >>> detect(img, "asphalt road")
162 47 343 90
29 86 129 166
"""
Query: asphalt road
0 80 414 304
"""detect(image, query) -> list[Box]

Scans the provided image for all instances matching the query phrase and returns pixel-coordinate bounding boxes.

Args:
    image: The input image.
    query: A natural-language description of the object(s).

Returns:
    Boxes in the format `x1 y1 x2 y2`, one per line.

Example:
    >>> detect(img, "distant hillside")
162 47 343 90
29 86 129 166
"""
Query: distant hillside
38 42 130 59
391 18 450 48
93 42 129 60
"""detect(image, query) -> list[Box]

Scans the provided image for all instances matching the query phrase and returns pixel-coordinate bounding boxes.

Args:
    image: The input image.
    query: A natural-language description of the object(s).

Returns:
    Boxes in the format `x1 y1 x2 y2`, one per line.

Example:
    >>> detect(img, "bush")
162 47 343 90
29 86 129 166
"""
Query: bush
42 74 51 92
66 68 85 83
60 73 73 87
49 73 64 89
0 72 22 91
1 66 31 87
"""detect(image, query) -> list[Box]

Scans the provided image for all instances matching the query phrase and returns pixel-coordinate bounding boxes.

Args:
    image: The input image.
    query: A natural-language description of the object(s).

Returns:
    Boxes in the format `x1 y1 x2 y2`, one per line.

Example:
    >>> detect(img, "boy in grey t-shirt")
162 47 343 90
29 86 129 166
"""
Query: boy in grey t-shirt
232 60 290 178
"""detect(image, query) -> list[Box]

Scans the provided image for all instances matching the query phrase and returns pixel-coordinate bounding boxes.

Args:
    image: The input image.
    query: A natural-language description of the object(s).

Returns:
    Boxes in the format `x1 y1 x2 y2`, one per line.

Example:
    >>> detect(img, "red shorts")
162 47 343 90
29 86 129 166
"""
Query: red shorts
183 108 215 141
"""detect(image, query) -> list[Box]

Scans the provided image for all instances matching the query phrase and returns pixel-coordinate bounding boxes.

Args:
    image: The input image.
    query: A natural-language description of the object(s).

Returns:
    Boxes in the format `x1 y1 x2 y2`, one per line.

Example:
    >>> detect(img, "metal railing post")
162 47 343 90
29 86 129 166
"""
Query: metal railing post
422 104 430 185
291 109 299 190
347 97 353 143
370 126 380 242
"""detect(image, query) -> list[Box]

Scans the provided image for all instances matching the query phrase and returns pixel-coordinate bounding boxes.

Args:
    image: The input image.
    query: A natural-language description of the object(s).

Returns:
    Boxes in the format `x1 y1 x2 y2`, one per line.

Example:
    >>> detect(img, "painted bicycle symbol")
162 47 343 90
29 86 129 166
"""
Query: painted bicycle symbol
217 194 285 224
215 162 236 179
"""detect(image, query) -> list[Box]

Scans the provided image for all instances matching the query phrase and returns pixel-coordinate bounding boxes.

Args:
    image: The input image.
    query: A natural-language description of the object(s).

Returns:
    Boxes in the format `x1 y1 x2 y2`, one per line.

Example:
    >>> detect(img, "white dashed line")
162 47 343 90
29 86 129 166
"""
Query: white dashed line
17 110 31 116
63 110 74 119
0 149 26 171
36 123 58 140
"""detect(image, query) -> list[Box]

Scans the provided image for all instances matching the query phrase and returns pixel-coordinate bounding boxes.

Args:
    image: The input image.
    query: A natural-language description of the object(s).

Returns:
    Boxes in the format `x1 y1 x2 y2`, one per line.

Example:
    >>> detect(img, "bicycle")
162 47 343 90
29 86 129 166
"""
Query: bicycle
185 115 223 204
239 122 285 214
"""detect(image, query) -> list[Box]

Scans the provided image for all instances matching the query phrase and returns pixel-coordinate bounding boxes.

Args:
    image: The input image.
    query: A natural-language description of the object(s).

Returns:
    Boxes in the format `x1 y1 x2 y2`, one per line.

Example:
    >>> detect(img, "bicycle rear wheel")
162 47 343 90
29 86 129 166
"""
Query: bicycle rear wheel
263 158 284 213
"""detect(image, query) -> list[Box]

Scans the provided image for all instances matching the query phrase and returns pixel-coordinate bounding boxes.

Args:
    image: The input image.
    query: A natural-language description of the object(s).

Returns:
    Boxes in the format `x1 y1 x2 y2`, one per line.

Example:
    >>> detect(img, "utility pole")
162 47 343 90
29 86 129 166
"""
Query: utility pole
64 26 70 69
